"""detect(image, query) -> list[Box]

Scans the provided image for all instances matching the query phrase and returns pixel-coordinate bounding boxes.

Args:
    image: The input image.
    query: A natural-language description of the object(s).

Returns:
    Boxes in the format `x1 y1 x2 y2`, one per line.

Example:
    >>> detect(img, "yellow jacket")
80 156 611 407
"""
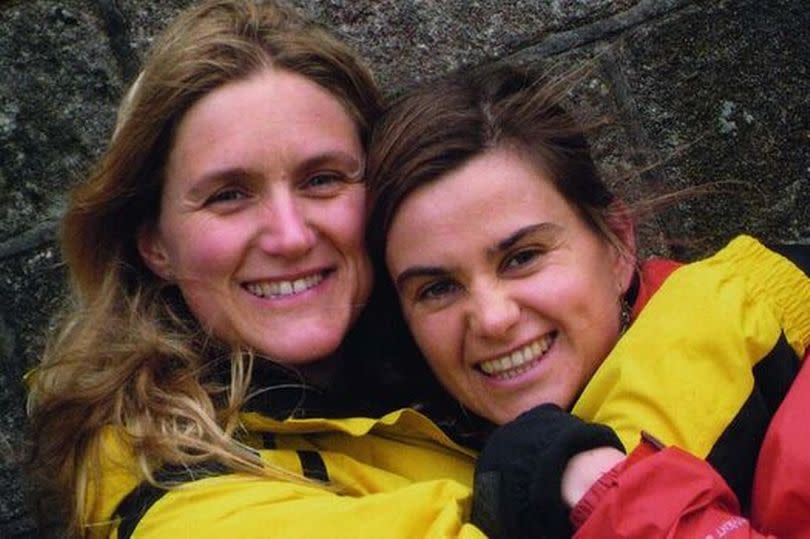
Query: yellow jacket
87 408 485 538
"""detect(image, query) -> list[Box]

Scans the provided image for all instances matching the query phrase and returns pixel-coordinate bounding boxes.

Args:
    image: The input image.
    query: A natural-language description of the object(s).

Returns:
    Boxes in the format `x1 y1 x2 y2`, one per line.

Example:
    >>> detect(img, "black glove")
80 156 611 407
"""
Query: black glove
470 403 625 539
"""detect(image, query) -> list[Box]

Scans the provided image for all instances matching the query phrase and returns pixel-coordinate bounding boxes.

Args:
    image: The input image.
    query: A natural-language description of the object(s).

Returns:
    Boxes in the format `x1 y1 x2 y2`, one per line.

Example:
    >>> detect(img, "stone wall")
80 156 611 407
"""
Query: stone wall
1 0 808 536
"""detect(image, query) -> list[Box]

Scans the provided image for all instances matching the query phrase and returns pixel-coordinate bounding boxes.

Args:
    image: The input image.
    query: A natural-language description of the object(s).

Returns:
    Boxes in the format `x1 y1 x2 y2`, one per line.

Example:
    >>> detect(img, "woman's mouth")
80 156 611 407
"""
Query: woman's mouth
243 269 332 299
477 332 557 380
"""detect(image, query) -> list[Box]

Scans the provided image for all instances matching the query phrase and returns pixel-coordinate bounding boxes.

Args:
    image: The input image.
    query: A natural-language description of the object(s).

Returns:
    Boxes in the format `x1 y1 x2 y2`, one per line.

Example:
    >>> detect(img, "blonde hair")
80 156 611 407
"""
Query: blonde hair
27 0 382 535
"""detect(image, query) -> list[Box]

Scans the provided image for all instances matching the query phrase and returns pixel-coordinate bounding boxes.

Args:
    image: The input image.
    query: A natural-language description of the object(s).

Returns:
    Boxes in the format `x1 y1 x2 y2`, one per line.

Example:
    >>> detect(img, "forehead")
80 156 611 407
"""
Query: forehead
166 68 362 180
394 148 570 229
190 69 353 126
385 147 587 266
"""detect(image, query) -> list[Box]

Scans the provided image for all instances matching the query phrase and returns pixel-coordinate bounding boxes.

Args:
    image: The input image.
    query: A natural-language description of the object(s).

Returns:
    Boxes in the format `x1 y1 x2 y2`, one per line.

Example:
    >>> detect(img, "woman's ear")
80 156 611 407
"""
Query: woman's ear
137 223 174 281
606 199 637 294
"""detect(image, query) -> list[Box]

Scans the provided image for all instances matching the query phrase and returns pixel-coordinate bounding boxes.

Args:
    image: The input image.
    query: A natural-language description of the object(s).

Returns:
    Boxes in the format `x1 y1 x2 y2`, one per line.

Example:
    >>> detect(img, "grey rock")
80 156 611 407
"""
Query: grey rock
293 0 639 91
0 0 121 245
607 0 810 258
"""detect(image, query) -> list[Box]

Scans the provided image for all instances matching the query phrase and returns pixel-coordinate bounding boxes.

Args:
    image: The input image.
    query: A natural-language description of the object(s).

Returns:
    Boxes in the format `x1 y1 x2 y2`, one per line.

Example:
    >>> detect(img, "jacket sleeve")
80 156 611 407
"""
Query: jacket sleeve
570 236 810 538
109 474 487 539
750 344 810 536
90 414 487 539
572 440 777 539
573 347 810 539
573 348 810 539
572 235 810 457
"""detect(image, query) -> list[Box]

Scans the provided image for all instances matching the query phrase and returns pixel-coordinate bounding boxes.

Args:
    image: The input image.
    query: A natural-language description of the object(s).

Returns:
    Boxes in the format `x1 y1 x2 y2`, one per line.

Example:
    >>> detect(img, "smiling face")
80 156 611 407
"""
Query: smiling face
385 146 635 424
138 68 372 365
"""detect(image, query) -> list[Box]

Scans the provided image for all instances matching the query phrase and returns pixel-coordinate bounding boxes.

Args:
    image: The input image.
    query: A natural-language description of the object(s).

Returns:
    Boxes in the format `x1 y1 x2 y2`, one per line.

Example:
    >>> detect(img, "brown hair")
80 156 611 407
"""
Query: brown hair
366 64 622 261
27 1 382 536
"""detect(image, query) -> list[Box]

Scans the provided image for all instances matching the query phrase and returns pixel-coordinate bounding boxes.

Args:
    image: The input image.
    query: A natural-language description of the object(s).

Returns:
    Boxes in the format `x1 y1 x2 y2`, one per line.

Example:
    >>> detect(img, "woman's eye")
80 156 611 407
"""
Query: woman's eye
205 188 247 206
502 249 541 271
416 279 461 302
302 173 345 193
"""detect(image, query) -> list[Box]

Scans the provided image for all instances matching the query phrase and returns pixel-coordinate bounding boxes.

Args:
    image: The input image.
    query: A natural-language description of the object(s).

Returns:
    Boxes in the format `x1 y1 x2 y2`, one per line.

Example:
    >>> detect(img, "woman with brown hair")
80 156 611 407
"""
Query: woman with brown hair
27 1 485 537
366 64 810 538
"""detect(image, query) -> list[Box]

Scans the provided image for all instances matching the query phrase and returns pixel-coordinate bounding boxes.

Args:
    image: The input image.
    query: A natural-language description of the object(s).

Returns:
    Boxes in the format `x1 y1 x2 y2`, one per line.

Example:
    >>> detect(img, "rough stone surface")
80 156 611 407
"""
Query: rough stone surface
115 0 197 68
292 0 640 91
0 1 122 243
1 0 807 535
611 0 810 257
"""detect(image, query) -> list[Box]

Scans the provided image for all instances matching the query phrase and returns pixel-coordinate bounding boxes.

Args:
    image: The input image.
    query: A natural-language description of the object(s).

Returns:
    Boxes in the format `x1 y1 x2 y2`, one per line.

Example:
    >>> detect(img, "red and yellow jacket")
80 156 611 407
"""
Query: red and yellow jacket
572 235 810 538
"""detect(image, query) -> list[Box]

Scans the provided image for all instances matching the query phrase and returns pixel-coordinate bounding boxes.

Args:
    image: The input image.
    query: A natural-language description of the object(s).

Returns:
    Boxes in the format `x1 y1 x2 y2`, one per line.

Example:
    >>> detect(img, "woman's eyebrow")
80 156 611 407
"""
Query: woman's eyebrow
488 222 561 256
185 151 364 199
294 151 364 179
186 167 252 199
394 224 562 290
394 266 448 291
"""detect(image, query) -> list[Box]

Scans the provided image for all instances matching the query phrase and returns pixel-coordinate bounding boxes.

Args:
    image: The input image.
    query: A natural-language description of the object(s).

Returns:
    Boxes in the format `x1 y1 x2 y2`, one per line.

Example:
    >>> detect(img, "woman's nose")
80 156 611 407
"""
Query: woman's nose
468 285 520 340
257 195 317 258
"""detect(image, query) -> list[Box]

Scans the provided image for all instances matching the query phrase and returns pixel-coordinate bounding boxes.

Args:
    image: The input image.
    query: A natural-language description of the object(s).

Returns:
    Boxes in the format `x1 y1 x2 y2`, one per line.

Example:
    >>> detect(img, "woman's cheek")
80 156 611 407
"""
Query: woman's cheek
412 311 459 370
181 223 246 278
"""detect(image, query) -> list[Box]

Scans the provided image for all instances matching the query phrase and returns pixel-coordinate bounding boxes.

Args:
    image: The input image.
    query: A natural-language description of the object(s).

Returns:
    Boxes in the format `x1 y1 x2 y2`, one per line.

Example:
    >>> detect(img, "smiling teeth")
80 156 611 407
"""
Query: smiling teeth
245 273 324 298
479 334 554 379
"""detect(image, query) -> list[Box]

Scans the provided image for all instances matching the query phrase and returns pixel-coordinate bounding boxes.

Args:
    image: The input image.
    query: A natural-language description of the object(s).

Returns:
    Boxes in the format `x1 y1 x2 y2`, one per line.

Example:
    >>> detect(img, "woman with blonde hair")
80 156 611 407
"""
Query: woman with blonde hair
27 1 485 537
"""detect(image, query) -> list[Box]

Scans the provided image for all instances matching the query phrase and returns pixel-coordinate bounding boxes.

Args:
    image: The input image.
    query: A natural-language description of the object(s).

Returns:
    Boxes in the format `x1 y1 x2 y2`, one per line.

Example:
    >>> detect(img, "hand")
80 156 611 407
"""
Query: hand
562 447 625 508
470 403 625 539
